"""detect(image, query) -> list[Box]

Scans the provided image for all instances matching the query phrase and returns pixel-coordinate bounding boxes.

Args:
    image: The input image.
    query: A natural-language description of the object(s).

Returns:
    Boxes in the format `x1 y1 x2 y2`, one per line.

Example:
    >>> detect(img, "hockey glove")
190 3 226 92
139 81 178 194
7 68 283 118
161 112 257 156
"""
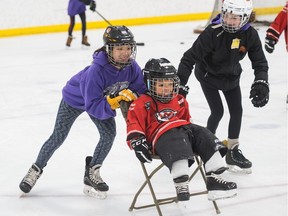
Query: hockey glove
178 85 190 98
89 0 96 12
131 136 152 163
118 89 138 101
264 36 276 53
249 80 269 107
107 95 131 110
107 89 137 110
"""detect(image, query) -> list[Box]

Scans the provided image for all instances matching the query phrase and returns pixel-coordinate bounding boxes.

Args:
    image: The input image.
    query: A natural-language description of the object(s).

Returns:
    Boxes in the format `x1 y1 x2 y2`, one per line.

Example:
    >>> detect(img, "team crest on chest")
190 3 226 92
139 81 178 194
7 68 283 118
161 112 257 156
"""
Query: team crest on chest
145 102 151 110
155 108 177 122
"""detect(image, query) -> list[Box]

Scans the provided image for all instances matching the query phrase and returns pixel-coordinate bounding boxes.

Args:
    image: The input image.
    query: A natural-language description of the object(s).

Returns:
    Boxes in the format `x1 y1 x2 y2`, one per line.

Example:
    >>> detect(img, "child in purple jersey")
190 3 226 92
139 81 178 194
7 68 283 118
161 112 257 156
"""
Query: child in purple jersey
66 0 96 47
19 26 147 199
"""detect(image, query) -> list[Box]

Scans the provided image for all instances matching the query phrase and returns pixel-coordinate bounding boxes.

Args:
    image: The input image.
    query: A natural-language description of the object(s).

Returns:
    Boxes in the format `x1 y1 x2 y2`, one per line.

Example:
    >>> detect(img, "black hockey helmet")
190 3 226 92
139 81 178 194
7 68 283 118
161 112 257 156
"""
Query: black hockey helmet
143 58 180 103
103 25 136 68
103 25 135 45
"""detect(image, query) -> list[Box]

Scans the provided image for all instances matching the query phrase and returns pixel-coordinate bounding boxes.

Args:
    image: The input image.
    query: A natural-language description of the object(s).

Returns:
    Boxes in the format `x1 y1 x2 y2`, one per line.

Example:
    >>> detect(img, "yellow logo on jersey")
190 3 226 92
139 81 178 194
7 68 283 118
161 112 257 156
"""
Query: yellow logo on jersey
231 38 240 49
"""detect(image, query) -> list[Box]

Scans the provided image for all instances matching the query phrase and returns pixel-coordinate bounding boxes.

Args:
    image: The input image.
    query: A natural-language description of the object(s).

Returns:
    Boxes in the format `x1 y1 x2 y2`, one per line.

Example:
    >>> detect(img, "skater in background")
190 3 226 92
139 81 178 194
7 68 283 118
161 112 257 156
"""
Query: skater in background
264 2 287 103
264 2 287 53
66 0 96 47
126 58 237 202
177 0 269 174
19 26 147 198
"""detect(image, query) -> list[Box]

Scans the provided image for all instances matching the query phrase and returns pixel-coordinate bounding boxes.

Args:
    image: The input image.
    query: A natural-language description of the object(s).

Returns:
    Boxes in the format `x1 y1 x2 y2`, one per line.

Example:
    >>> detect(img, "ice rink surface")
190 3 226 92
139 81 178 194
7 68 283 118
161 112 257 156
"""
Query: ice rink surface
0 20 287 216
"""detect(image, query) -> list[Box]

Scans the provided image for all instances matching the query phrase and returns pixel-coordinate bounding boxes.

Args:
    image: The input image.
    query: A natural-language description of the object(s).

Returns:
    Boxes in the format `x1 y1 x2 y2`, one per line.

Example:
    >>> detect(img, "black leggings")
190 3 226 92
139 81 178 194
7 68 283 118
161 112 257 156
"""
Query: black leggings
68 12 86 37
35 99 116 169
200 83 242 139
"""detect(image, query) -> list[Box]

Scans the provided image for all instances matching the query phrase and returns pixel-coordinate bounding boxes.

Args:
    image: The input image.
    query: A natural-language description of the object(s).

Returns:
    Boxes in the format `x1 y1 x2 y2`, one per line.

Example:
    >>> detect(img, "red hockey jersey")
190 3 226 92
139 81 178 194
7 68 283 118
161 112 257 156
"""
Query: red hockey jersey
126 93 191 153
266 3 288 50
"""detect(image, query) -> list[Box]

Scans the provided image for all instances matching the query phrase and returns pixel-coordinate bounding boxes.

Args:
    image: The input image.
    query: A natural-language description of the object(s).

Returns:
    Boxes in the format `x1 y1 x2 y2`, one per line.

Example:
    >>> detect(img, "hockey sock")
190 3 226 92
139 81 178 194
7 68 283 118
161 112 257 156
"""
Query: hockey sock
227 138 239 149
171 159 189 179
205 151 226 173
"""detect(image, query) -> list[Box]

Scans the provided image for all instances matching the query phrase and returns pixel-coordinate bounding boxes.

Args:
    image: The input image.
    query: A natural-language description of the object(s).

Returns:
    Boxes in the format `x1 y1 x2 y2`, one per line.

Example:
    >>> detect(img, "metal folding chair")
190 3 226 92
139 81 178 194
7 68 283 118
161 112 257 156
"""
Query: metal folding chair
128 155 221 216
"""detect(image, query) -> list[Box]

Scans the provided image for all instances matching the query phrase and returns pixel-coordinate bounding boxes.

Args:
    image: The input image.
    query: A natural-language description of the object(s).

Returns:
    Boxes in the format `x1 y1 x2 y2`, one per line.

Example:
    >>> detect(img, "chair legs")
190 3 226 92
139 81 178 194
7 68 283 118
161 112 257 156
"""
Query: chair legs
129 156 221 215
193 156 221 214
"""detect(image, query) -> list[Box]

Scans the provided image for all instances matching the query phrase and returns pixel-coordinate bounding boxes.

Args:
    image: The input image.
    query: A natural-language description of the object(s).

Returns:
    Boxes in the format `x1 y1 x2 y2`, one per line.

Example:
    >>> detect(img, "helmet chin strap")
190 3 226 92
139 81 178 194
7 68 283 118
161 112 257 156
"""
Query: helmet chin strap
109 57 131 69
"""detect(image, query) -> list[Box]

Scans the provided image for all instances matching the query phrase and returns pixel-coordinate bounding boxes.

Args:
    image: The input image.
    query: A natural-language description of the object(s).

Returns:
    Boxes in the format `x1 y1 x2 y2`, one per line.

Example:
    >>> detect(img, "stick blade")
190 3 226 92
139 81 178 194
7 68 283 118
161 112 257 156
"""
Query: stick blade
136 42 145 46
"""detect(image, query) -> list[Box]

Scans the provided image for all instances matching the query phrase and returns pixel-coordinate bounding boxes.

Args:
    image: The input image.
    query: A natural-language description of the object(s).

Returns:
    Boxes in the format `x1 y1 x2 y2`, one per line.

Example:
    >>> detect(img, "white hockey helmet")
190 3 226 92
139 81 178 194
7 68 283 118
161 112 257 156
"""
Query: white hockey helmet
221 0 253 33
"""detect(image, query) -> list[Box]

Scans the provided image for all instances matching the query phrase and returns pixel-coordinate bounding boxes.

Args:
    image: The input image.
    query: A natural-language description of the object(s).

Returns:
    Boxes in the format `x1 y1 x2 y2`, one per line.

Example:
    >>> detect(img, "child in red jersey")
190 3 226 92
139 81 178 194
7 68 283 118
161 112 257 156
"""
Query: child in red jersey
265 2 288 53
126 58 237 202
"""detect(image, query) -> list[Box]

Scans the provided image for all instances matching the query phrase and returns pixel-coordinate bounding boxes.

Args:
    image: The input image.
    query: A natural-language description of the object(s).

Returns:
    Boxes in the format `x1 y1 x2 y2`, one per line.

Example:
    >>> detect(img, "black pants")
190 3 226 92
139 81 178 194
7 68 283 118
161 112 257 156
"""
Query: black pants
200 83 242 139
155 124 225 170
68 12 86 37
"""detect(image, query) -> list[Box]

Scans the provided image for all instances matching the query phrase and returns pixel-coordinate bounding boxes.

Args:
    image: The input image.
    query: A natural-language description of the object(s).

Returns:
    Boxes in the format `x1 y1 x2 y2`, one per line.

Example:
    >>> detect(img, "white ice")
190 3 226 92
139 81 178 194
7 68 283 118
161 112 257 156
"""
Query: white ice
0 20 287 216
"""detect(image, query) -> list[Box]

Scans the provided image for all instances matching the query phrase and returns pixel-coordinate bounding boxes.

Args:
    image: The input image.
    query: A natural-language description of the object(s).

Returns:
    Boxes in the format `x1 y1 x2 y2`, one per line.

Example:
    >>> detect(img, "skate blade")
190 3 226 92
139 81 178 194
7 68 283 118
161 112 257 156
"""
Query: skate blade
177 201 190 214
208 189 237 201
19 191 28 198
227 165 252 174
81 45 91 49
83 185 107 199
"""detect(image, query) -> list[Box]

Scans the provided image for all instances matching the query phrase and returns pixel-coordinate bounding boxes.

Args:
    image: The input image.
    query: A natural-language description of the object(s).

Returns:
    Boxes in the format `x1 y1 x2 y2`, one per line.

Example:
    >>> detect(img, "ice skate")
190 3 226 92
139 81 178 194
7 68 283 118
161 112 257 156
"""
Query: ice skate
66 36 73 47
19 163 43 194
83 156 109 199
82 35 90 46
226 145 252 174
173 175 190 201
206 167 237 201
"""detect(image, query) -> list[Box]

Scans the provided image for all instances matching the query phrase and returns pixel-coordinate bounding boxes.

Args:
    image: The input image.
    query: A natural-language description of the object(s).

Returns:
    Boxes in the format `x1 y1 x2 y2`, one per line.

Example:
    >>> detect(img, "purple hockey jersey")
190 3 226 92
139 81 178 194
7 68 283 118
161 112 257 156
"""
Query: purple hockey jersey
62 51 147 120
68 0 87 16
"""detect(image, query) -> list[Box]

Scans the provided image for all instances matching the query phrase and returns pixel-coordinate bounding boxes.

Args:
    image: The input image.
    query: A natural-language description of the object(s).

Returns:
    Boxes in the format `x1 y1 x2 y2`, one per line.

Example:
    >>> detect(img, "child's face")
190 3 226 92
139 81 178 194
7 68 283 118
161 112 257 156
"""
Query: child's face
154 78 174 98
111 44 133 65
222 13 241 28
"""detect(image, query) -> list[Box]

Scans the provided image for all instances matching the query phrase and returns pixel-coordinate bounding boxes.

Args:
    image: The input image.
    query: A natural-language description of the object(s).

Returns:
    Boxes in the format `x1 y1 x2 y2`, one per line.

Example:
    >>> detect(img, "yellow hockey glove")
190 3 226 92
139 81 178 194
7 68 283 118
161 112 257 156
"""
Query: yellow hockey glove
107 95 132 110
118 89 138 101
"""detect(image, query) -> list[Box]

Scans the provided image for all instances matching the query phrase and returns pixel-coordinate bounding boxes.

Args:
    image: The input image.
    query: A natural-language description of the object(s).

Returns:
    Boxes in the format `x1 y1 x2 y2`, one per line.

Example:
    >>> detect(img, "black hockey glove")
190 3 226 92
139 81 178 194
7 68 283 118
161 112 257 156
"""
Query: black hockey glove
249 80 269 107
131 136 152 163
89 0 96 12
178 85 190 98
264 36 276 53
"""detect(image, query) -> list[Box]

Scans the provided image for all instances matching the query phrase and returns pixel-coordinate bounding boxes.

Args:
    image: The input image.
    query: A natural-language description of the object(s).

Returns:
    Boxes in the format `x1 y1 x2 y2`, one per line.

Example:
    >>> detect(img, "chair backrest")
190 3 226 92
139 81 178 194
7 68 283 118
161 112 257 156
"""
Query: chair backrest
120 100 132 121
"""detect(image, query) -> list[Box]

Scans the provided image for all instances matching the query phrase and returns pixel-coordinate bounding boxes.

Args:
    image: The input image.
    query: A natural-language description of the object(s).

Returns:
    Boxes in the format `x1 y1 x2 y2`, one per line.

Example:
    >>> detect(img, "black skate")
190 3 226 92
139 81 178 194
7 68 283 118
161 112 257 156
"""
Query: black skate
19 163 43 194
83 156 109 199
206 167 237 201
226 145 252 174
173 175 190 201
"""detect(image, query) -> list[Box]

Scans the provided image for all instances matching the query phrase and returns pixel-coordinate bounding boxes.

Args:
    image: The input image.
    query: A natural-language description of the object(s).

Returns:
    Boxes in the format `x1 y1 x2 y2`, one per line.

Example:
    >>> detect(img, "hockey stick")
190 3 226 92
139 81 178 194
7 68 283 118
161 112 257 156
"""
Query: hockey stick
194 19 272 34
94 10 145 46
253 19 272 26
95 10 113 25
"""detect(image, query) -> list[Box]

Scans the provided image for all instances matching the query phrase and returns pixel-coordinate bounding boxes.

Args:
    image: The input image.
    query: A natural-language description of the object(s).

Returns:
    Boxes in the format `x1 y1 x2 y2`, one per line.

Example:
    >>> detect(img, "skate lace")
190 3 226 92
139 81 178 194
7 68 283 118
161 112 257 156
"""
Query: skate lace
89 167 104 184
175 184 189 194
233 148 247 161
210 173 228 184
24 167 41 186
